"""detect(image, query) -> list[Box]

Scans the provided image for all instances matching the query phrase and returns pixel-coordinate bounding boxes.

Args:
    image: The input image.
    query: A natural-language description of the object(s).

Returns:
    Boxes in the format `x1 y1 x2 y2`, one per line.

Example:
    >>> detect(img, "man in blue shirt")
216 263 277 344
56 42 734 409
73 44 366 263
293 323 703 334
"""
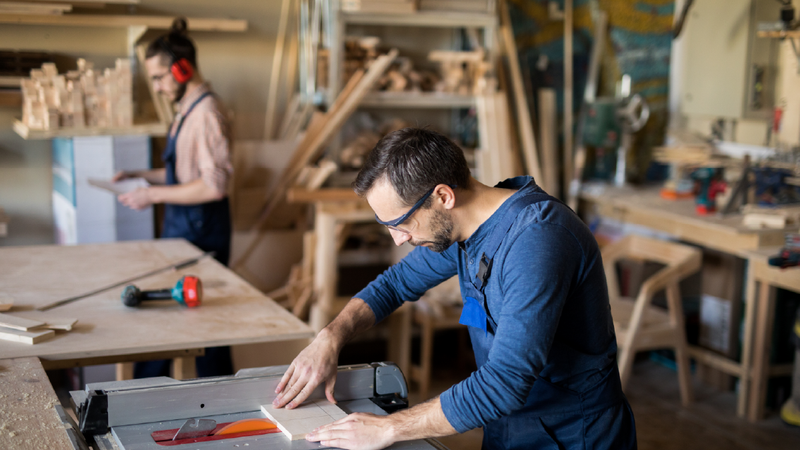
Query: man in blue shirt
272 128 637 449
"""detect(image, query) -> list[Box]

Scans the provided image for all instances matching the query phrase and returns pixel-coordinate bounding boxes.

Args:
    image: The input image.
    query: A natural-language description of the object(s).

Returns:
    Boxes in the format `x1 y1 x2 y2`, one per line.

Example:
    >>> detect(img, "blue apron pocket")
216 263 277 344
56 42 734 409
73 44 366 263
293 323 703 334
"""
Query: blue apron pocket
460 296 487 334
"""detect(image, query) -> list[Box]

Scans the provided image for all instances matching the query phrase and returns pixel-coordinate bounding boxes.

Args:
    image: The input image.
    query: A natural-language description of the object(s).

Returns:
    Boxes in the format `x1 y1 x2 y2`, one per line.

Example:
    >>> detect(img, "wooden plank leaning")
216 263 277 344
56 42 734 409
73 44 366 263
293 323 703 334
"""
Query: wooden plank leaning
232 49 398 269
499 0 542 184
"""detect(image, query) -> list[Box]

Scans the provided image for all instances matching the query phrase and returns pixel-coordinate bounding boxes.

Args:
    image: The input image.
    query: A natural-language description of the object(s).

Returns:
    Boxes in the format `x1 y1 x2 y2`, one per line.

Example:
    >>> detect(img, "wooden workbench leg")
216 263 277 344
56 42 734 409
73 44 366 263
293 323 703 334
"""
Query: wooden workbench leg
737 267 759 417
311 209 337 332
115 362 134 381
172 356 197 380
387 303 412 380
747 282 777 422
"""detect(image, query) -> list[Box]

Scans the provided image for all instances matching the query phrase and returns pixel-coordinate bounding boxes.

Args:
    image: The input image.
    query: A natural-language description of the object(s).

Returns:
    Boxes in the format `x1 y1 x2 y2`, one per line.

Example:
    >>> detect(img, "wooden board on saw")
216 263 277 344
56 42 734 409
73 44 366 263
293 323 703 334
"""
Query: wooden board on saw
261 399 348 440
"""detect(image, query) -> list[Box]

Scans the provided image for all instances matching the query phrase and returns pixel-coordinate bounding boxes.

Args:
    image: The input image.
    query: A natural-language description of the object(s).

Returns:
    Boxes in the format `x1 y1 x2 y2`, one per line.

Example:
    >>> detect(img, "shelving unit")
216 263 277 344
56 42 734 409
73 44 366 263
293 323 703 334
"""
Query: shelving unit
360 91 475 108
327 2 497 107
13 120 166 140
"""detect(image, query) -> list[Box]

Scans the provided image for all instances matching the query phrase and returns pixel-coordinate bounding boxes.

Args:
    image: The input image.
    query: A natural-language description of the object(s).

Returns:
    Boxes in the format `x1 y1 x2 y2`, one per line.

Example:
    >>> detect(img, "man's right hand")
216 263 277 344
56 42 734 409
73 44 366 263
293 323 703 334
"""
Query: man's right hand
273 328 341 409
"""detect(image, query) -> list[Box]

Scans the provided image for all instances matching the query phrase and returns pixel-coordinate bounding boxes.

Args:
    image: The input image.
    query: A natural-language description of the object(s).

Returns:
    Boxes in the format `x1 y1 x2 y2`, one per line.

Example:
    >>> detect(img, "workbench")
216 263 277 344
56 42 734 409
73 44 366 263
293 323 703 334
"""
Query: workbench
740 247 800 422
0 239 314 379
581 184 798 421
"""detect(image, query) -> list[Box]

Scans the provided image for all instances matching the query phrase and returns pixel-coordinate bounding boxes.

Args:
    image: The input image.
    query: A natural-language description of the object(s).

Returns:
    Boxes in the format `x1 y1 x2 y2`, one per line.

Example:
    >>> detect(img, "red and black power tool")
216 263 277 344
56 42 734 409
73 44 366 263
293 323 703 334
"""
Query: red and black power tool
121 275 202 308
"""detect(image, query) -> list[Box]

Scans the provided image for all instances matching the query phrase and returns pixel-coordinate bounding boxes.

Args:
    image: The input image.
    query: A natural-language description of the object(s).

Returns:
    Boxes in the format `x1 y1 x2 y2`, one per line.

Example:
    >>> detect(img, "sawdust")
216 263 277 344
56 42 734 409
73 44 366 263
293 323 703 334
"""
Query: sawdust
0 357 74 449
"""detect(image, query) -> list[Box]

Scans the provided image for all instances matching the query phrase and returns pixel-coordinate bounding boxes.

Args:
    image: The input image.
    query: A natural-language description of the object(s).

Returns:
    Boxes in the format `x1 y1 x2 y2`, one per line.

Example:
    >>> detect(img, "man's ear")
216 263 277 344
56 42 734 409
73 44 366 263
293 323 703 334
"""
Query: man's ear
435 184 456 210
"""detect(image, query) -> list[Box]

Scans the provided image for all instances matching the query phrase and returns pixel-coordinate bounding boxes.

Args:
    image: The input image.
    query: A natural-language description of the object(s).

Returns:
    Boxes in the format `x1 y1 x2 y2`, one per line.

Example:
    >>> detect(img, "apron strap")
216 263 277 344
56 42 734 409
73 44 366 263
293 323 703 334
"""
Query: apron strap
473 191 557 291
162 91 213 164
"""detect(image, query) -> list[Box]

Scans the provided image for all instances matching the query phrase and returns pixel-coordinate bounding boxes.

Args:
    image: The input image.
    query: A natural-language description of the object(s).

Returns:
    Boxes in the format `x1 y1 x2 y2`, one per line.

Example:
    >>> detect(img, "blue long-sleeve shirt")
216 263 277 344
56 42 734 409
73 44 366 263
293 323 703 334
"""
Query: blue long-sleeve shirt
355 176 617 433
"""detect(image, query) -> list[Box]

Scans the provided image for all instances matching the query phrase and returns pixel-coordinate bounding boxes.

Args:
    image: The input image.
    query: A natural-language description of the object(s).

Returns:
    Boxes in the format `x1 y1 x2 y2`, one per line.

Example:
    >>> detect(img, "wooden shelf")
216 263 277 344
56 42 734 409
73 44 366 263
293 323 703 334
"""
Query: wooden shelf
757 30 800 38
0 14 247 32
13 120 167 139
341 10 496 28
360 91 475 108
0 90 21 108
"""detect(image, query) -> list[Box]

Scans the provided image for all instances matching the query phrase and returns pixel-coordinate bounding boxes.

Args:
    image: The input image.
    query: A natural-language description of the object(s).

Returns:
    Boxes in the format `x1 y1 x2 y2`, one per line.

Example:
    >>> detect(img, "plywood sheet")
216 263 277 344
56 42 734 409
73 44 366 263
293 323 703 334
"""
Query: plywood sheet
262 399 347 440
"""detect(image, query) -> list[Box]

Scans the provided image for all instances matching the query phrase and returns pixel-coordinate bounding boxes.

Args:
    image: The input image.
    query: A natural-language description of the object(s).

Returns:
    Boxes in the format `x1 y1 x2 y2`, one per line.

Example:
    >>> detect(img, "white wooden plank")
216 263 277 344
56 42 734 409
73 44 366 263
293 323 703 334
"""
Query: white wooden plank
0 327 55 345
261 399 347 441
0 313 45 331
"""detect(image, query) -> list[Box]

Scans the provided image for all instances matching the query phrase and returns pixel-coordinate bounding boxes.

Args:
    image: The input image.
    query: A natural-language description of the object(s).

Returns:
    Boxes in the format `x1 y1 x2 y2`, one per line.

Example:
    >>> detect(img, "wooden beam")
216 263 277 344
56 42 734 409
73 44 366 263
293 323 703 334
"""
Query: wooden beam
563 0 573 200
499 0 542 184
0 14 248 32
538 88 559 195
264 0 292 140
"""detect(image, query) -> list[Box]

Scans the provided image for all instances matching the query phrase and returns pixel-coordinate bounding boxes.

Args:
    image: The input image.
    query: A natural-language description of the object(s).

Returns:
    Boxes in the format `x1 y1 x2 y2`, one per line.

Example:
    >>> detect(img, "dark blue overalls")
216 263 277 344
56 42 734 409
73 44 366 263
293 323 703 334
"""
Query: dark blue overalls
134 91 233 379
458 191 637 450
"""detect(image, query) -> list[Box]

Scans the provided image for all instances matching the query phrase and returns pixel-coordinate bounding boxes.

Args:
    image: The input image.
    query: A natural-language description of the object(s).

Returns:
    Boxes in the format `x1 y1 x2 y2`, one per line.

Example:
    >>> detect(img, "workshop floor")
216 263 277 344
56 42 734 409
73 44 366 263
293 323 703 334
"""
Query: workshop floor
410 359 800 450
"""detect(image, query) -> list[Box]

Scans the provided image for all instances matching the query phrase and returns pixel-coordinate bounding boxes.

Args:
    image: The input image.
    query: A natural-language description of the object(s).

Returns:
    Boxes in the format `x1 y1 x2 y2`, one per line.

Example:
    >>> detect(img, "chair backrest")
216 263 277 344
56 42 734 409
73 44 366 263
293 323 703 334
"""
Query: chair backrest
601 235 702 304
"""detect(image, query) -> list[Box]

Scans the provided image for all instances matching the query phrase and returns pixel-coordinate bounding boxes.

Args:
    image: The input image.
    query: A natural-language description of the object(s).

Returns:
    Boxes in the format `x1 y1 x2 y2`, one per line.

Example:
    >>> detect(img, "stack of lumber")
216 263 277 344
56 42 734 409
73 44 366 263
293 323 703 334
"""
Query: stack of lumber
428 50 491 95
338 117 409 169
345 37 441 94
0 312 77 345
342 0 417 14
20 58 132 131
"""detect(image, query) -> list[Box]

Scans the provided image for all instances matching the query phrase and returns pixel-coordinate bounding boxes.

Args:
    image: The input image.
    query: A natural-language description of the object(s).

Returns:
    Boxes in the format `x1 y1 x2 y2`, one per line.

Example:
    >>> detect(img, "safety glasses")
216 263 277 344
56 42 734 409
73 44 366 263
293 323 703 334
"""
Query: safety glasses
374 185 455 234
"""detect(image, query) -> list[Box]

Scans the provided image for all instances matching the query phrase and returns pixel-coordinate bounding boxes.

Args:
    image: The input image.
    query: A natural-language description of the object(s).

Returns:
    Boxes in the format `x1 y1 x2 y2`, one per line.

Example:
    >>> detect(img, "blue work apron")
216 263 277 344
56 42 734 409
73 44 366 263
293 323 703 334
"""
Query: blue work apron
458 191 637 450
135 91 233 380
161 91 232 266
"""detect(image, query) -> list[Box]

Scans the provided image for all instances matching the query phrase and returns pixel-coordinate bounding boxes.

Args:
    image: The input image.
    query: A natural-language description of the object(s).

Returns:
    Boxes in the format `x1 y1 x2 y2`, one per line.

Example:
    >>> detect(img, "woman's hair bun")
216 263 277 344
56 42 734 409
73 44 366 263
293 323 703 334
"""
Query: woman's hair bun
170 18 188 36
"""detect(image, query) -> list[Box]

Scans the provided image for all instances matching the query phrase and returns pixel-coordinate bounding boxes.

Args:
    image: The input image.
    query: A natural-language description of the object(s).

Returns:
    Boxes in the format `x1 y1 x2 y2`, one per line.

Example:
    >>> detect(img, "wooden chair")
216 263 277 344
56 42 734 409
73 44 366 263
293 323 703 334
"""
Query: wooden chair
601 235 702 406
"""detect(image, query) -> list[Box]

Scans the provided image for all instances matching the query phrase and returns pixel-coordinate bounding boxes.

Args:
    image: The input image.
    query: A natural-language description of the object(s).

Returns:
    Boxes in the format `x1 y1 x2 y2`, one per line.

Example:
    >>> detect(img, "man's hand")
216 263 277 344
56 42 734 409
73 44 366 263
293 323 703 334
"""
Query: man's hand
273 329 341 409
306 413 395 450
118 188 153 210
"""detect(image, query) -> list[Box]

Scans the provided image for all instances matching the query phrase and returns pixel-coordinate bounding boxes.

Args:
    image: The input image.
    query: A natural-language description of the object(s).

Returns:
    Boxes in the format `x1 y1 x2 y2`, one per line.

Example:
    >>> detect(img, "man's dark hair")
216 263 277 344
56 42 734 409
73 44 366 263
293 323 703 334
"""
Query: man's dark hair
145 18 197 68
353 127 471 206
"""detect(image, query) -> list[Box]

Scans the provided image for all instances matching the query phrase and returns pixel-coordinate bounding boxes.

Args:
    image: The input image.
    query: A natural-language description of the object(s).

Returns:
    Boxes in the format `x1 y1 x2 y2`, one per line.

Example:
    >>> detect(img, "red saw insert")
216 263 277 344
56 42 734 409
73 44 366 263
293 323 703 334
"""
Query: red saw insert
151 418 280 446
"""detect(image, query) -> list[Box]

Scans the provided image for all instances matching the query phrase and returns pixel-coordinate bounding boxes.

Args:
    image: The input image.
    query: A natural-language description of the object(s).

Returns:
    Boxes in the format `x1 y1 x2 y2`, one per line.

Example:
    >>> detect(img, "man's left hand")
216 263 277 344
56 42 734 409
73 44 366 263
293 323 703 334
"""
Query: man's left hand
306 413 395 450
118 188 153 210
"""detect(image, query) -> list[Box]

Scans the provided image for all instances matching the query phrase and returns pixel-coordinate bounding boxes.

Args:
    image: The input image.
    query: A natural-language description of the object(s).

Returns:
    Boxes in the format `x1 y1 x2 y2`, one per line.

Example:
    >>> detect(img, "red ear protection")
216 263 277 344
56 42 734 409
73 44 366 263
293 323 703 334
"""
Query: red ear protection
171 58 193 84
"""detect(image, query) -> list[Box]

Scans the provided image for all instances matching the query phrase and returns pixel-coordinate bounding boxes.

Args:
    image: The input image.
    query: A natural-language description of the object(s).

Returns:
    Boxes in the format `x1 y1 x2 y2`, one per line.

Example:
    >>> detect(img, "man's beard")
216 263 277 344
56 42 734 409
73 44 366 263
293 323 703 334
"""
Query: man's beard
174 82 188 102
410 209 454 253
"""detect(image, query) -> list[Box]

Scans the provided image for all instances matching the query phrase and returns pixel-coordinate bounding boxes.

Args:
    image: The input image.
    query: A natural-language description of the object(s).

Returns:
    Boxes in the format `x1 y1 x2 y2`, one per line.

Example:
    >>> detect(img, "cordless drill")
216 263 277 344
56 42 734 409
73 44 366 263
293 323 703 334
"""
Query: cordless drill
121 275 202 308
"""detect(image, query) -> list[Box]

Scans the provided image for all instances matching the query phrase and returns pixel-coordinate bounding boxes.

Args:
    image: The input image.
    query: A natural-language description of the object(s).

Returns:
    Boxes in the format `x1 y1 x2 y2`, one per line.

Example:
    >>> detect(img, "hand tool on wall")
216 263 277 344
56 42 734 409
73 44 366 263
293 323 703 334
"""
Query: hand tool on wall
37 251 213 311
121 275 202 308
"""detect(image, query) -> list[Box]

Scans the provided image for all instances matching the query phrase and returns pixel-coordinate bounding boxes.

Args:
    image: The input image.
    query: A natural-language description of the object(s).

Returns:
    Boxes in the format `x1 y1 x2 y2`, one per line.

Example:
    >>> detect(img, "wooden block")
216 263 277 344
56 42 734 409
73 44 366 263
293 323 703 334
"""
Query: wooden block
0 297 13 312
0 313 45 331
0 327 55 344
261 399 347 440
44 318 78 331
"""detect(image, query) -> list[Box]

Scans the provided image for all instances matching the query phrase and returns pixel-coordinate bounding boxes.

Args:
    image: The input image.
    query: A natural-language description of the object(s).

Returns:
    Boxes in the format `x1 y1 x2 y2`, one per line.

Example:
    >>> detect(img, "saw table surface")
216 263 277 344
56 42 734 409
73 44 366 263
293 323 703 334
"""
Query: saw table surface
0 239 314 369
0 357 74 450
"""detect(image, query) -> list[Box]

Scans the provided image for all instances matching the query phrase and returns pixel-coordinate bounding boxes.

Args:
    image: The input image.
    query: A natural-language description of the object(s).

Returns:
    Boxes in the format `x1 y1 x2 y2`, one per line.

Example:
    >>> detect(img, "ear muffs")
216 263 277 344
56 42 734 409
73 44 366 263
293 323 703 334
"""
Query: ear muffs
171 58 193 84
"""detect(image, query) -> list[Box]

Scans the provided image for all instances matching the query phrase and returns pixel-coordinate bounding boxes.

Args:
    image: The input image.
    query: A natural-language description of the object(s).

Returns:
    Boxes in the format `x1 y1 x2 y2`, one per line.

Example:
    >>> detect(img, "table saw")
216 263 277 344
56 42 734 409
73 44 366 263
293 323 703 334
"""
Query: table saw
69 362 449 450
